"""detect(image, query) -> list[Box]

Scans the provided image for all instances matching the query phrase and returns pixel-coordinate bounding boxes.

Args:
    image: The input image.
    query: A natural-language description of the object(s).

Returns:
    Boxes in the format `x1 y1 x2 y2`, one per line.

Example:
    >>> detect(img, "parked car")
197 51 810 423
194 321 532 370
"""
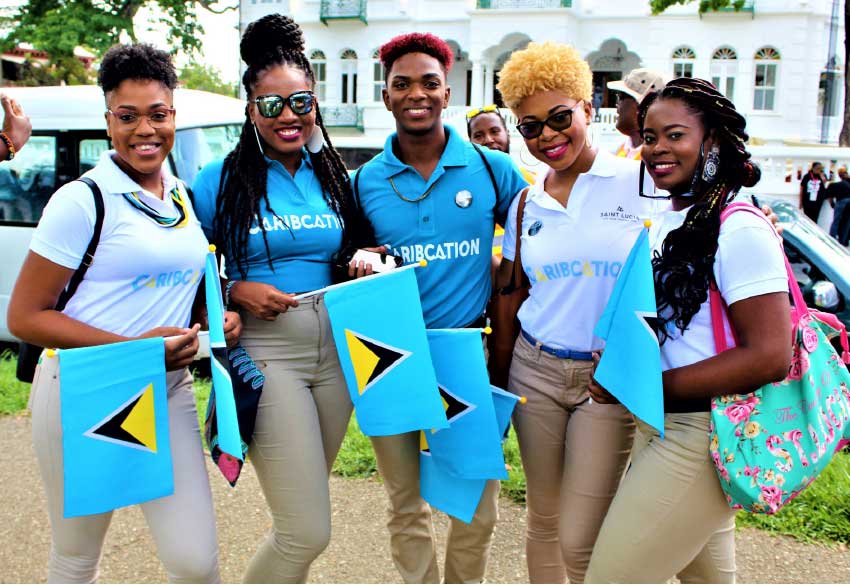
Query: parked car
759 196 850 331
0 85 244 343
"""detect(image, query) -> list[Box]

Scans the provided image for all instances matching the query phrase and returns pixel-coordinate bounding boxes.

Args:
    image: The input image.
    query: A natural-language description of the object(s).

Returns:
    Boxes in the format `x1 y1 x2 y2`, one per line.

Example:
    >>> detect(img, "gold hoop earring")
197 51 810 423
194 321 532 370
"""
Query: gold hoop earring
519 143 541 167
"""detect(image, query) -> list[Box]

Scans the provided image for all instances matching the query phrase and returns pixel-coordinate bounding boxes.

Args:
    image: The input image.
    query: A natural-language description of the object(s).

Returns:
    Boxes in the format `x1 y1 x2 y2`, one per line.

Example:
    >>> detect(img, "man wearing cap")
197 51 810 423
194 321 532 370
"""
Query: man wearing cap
607 69 669 160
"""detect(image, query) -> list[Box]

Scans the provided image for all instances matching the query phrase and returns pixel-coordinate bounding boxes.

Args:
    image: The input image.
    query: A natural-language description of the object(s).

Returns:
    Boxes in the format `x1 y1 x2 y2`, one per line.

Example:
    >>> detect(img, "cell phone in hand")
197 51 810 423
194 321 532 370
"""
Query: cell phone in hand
350 249 403 273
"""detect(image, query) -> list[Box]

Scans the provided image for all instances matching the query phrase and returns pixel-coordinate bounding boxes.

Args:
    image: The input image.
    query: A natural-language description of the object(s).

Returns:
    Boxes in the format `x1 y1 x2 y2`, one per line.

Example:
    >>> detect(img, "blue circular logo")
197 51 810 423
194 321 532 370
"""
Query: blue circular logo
528 220 543 236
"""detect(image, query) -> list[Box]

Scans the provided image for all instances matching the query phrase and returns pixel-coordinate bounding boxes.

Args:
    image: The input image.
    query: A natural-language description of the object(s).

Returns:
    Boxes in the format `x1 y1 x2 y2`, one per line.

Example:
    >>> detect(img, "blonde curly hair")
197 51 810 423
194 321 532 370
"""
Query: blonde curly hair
496 42 592 111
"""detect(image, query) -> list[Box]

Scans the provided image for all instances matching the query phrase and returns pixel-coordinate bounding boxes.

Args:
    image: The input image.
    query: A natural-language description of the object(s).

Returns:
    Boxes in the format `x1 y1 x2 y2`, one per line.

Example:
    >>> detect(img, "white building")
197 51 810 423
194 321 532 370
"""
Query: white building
240 0 848 193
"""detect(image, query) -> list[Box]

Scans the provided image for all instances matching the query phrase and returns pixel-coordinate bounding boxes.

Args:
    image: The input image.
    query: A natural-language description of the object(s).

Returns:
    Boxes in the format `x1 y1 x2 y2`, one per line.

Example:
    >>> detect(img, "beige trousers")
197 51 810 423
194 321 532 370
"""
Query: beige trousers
370 431 501 584
30 355 219 584
508 333 635 584
585 413 737 584
239 295 353 584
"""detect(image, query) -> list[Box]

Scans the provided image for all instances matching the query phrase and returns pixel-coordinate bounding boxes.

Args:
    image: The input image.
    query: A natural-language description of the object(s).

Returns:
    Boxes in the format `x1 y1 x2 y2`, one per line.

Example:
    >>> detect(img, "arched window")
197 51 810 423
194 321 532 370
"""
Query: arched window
671 46 696 79
340 49 358 104
372 48 384 102
310 50 327 101
711 46 738 101
753 47 780 111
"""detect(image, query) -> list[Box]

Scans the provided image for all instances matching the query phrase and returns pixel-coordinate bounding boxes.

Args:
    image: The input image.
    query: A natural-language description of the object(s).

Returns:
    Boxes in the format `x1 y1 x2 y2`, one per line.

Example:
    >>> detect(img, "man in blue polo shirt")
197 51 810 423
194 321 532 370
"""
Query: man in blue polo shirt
353 33 527 584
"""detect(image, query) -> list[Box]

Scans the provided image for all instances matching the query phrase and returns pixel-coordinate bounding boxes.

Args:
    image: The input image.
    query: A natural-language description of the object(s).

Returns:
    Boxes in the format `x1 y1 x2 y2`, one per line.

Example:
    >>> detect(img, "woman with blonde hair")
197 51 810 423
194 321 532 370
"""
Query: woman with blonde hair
494 42 651 583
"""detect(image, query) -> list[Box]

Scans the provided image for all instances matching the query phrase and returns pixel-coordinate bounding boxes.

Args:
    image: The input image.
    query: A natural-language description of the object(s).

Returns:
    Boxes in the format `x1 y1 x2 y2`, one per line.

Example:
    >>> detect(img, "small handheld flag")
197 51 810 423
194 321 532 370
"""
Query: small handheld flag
420 385 523 523
60 338 172 517
325 267 448 436
424 329 507 480
593 223 664 437
204 245 244 484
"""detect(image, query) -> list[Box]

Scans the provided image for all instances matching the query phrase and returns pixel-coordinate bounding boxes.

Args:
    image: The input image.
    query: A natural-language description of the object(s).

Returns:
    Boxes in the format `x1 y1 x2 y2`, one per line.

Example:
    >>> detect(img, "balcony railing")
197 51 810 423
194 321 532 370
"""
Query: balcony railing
321 104 364 130
476 0 571 8
320 0 367 24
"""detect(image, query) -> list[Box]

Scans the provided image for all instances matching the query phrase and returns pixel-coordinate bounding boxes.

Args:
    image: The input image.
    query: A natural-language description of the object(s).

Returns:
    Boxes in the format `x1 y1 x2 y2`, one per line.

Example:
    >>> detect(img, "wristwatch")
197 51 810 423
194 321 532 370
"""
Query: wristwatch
0 132 15 160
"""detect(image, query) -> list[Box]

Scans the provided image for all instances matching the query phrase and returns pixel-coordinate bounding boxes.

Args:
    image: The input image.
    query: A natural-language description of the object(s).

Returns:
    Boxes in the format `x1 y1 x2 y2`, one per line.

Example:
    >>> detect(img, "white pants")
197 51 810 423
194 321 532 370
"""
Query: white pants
30 353 219 584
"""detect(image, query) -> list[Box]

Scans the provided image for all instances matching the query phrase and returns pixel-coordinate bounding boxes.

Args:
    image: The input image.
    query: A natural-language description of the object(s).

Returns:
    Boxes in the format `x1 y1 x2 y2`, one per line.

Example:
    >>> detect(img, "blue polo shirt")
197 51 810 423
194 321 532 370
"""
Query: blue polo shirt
192 153 343 293
356 126 527 328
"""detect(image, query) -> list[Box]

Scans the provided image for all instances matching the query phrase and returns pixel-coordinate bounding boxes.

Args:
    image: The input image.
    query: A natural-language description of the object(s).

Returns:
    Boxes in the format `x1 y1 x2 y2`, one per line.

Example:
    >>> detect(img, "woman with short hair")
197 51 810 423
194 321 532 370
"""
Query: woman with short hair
8 43 233 583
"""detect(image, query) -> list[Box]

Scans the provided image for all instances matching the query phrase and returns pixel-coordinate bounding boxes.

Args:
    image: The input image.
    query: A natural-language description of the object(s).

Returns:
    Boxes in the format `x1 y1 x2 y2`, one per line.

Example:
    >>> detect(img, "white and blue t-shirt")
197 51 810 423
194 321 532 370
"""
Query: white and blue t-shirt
192 153 343 294
503 150 658 351
30 150 207 337
356 126 528 328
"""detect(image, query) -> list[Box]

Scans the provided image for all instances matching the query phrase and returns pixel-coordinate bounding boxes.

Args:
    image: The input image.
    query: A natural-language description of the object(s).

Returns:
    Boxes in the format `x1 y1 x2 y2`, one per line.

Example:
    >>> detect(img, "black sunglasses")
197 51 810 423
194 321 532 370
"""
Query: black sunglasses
252 91 315 118
516 101 584 140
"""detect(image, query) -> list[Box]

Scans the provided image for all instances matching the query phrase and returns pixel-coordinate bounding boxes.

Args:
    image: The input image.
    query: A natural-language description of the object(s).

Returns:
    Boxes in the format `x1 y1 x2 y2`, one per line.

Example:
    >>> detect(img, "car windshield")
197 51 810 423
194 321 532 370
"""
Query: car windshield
172 124 242 186
770 199 850 258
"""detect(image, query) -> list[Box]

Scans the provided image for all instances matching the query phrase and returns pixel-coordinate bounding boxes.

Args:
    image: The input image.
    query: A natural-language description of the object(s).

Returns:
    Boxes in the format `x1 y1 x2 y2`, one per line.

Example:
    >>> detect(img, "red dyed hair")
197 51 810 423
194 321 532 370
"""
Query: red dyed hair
379 33 454 76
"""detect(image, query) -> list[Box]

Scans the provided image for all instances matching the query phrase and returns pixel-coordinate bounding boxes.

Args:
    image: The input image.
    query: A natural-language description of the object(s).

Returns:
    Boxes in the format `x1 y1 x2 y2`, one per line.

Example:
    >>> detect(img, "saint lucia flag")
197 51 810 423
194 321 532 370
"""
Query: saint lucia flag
325 268 447 436
424 329 506 480
60 338 172 517
203 247 243 485
419 385 521 523
490 384 522 439
593 226 664 437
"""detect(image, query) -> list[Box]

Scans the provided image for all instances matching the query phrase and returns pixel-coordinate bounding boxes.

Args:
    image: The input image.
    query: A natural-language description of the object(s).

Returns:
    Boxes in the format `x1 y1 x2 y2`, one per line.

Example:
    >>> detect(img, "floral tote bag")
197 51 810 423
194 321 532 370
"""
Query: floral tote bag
708 202 850 514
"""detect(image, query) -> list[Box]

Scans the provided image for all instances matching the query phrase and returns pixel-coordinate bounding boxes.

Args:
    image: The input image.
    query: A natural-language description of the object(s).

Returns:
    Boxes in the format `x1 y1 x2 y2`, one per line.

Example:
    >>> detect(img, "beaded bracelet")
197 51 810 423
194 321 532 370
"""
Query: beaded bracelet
0 132 16 160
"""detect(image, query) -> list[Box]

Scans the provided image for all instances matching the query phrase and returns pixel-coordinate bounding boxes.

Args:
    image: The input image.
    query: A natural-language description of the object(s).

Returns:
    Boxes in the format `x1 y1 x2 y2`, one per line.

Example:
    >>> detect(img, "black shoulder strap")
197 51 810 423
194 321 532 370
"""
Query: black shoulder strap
472 143 499 197
55 177 104 311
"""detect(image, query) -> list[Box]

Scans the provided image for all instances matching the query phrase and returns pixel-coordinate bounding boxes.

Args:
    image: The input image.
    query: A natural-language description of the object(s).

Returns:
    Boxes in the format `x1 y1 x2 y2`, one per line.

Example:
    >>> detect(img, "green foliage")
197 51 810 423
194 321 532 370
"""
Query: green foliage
649 0 743 15
332 418 380 478
2 0 236 84
180 62 237 97
0 350 30 415
737 452 850 544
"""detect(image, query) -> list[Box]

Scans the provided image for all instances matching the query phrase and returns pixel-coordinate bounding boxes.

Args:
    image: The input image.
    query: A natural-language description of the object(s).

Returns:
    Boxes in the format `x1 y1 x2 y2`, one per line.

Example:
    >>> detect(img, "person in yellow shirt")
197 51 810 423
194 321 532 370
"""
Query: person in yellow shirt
607 68 669 160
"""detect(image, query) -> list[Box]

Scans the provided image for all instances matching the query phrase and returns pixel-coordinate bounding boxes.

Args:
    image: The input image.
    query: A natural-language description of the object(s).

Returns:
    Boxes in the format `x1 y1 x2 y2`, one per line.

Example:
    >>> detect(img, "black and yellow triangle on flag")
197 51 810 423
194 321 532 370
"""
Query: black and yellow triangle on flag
420 430 430 454
432 384 476 433
84 383 158 453
344 329 411 395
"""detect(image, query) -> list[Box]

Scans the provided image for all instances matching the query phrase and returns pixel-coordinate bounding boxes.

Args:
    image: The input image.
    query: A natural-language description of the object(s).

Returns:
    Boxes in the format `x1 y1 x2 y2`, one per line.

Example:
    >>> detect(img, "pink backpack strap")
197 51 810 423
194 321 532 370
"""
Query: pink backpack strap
709 202 807 353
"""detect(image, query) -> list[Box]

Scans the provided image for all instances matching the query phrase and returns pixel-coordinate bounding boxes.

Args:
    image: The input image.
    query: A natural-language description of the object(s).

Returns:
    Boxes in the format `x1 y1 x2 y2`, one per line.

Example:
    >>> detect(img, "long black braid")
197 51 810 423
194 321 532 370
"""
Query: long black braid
638 77 761 343
212 14 357 279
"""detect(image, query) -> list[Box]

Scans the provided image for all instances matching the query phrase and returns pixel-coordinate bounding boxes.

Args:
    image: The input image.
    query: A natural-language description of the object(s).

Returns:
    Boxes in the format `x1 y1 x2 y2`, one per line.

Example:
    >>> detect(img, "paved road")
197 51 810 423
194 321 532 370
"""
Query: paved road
2 415 848 583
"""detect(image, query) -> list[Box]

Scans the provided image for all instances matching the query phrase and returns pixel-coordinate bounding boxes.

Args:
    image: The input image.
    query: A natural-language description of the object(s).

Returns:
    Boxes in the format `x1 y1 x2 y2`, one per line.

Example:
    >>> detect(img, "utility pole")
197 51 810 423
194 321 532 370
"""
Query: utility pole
821 0 840 144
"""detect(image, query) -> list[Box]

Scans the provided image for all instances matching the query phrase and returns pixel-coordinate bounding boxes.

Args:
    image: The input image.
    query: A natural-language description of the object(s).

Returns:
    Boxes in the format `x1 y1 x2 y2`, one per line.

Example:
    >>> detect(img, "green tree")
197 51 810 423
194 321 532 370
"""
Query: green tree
2 0 235 85
650 0 849 146
179 61 237 97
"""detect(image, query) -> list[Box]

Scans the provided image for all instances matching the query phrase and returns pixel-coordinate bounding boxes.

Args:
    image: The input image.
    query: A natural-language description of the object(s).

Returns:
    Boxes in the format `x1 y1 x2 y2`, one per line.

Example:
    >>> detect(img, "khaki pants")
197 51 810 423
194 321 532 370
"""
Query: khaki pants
508 333 635 584
585 413 737 584
370 431 501 584
239 296 353 584
31 355 219 584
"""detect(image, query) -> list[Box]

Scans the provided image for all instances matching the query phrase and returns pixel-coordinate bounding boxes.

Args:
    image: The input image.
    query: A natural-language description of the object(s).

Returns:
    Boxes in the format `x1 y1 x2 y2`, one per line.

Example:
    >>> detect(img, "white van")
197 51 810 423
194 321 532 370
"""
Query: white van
0 85 245 343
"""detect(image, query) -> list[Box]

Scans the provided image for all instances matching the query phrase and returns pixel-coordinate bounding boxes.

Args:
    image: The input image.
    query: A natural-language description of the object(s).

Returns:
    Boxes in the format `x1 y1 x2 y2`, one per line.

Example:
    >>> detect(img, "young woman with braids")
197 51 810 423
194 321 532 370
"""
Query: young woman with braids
585 78 791 583
191 14 366 583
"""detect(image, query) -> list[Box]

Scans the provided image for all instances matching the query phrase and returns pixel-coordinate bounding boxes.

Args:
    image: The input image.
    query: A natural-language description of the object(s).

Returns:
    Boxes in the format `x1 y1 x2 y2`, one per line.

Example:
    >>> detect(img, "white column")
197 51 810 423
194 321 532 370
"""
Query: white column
483 62 495 105
471 59 484 108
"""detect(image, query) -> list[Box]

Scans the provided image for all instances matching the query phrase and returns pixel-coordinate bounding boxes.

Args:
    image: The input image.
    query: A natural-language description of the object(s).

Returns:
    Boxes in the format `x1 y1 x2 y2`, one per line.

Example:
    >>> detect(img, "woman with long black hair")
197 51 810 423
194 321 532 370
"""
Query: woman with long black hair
585 78 791 583
192 14 364 584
